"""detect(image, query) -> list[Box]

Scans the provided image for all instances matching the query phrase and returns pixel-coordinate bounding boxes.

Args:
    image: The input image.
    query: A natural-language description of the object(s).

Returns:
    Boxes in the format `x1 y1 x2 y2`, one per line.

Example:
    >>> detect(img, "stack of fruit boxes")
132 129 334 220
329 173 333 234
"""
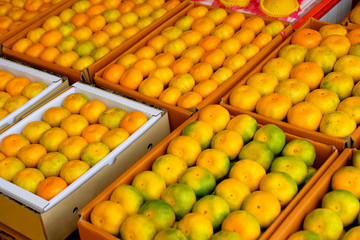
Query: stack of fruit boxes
93 2 293 131
220 18 360 151
0 82 170 240
269 148 358 239
1 0 189 83
0 57 68 132
77 107 339 240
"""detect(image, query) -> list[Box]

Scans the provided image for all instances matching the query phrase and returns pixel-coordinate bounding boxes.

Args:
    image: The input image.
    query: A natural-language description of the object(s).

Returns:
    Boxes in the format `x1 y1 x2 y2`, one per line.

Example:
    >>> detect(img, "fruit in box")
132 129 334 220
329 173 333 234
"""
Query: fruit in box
10 0 181 70
99 6 286 109
89 105 324 240
288 150 360 239
0 92 148 201
228 24 360 138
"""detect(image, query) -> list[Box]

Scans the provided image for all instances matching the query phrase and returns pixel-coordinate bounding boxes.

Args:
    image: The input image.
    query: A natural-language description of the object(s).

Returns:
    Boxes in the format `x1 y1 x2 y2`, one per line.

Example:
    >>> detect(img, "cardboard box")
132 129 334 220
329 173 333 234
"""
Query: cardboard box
220 18 360 152
77 110 339 240
0 57 69 133
93 2 293 131
1 0 190 84
269 148 355 240
0 0 71 47
0 82 171 240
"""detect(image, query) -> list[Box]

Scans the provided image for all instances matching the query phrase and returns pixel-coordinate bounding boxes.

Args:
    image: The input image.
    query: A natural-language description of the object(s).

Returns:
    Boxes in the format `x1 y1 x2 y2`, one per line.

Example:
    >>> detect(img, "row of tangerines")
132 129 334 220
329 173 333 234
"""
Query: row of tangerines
0 69 48 120
100 6 286 110
229 23 360 138
0 91 148 201
0 0 62 36
10 0 180 69
88 104 322 240
287 149 360 240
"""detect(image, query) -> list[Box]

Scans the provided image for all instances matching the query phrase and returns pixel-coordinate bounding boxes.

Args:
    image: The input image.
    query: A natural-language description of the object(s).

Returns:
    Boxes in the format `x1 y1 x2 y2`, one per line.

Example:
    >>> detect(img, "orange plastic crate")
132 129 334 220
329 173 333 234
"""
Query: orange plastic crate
77 110 339 240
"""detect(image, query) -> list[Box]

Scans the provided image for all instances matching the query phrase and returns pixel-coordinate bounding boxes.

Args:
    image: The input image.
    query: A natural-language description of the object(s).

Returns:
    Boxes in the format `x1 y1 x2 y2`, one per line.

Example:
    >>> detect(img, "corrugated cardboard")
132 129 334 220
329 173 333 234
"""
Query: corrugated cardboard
269 148 355 240
220 18 360 151
1 0 190 84
77 110 339 240
0 82 170 240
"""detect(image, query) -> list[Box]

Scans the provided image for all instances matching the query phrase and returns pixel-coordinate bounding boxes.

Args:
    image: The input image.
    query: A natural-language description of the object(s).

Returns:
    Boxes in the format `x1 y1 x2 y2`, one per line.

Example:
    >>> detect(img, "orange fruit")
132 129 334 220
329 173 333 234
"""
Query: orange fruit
211 23 235 41
290 61 324 90
319 24 348 38
58 136 88 160
211 129 243 160
12 38 32 53
81 124 109 143
36 176 68 200
12 168 45 194
146 35 168 54
163 38 187 58
176 91 202 109
219 37 241 57
70 12 89 28
274 78 310 105
187 5 208 19
193 79 218 98
24 42 45 58
161 26 183 41
132 58 157 77
86 3 107 17
170 57 194 76
119 26 140 40
320 34 351 59
54 51 80 68
233 26 256 46
39 127 68 152
39 47 60 63
158 87 182 105
149 67 174 86
0 92 10 109
0 157 25 182
221 210 261 239
87 14 106 32
167 136 202 167
22 121 52 144
24 0 43 11
262 57 293 81
241 16 265 35
5 76 30 96
17 143 47 168
331 166 360 199
245 72 278 97
0 134 30 157
98 107 127 130
153 52 175 68
179 30 203 47
71 26 93 42
81 142 110 167
180 45 205 64
222 54 247 73
80 100 107 124
101 128 130 150
3 95 28 113
60 160 90 184
118 0 135 14
319 111 357 138
39 29 63 47
0 70 14 91
347 28 360 45
102 64 125 84
337 96 360 125
200 48 226 70
229 85 261 112
198 35 221 51
191 17 216 37
117 53 138 69
223 12 245 31
252 32 272 49
120 111 148 135
198 104 230 133
291 28 323 50
305 88 340 115
168 73 195 94
189 62 213 83
62 93 89 114
138 77 164 98
134 46 157 60
132 2 153 18
238 43 260 61
119 67 143 90
256 92 293 120
60 114 89 136
287 102 323 131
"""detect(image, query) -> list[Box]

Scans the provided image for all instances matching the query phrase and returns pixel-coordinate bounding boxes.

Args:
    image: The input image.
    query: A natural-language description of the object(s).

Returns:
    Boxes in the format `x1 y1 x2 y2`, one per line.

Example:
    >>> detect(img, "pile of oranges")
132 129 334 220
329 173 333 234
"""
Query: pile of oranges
10 0 180 70
0 92 148 201
0 0 61 36
100 5 286 109
89 105 320 240
0 69 47 120
229 24 360 138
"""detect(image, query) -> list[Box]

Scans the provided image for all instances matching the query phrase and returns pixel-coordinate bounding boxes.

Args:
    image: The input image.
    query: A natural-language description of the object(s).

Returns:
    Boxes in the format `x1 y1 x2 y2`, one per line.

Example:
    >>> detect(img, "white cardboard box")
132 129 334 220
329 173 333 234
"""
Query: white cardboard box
0 58 69 132
0 82 170 240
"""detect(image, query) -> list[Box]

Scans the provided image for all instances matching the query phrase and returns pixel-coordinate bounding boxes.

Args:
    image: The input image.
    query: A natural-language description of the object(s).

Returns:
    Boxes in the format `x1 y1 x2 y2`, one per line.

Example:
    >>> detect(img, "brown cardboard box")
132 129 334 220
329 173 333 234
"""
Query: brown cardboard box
220 18 360 151
77 109 339 240
1 0 189 84
269 148 355 239
93 2 293 131
0 82 171 240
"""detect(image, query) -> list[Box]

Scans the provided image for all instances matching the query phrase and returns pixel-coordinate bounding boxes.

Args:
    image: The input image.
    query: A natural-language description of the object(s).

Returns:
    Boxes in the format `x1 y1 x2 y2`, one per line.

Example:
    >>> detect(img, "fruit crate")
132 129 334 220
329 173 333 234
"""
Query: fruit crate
0 82 170 240
0 0 71 47
341 0 360 29
220 18 360 152
0 222 29 240
1 0 190 84
269 148 356 239
77 107 339 240
93 1 293 131
0 57 69 133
